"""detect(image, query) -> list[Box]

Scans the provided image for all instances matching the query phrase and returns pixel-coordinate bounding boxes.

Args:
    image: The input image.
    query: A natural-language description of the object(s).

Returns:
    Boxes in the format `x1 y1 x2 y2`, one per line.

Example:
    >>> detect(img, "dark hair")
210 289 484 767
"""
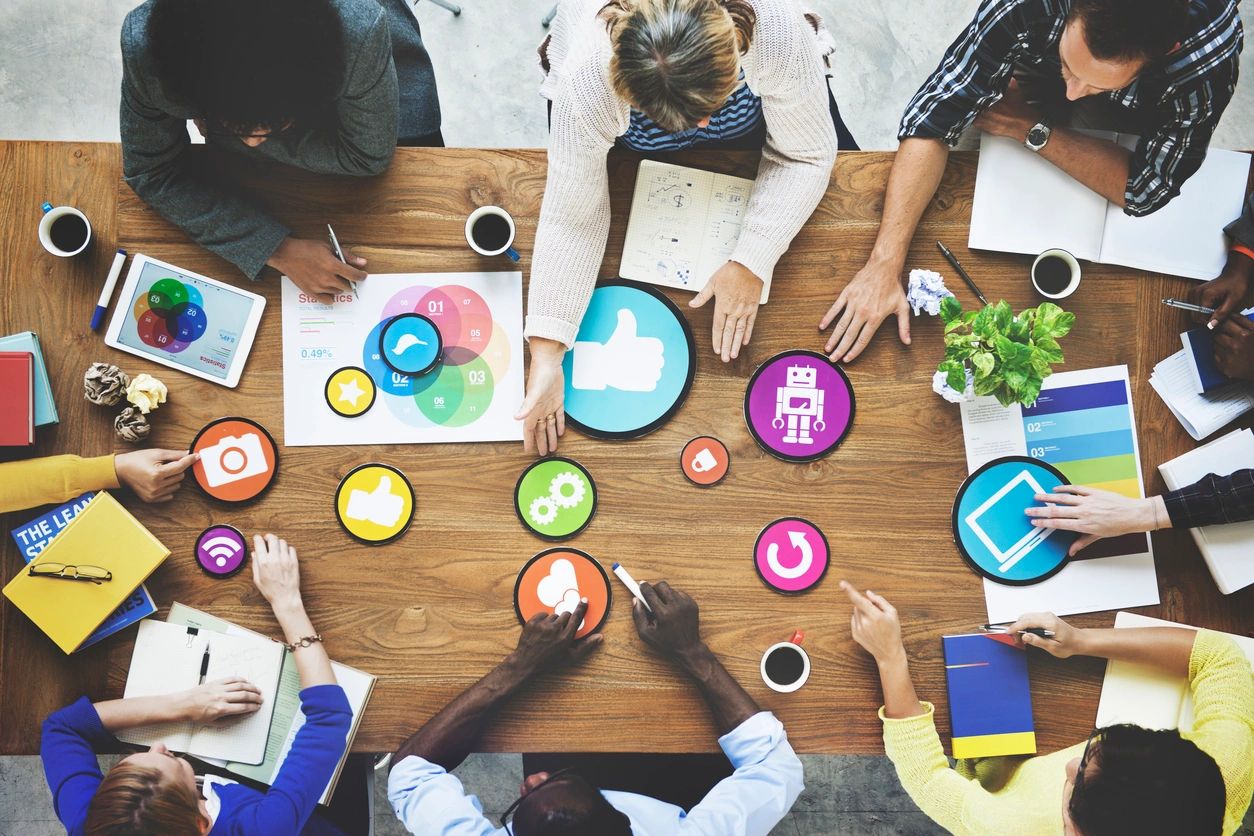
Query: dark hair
513 777 633 836
1069 725 1225 836
148 0 345 130
1067 0 1189 62
85 762 207 835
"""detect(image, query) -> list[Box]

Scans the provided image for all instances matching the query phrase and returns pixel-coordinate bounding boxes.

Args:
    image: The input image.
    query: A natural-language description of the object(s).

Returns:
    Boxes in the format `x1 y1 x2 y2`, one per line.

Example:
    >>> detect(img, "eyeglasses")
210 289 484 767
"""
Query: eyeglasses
28 563 112 584
499 768 578 835
1074 727 1103 793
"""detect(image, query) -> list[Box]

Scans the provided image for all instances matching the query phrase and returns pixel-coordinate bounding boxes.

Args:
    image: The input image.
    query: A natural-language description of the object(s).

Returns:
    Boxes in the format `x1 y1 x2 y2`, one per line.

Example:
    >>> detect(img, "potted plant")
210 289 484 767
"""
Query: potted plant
935 296 1076 407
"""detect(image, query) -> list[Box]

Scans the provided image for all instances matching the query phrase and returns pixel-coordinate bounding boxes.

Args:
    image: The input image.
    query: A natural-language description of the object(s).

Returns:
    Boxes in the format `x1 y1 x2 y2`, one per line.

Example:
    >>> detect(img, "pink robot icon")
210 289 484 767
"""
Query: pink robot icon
772 365 826 445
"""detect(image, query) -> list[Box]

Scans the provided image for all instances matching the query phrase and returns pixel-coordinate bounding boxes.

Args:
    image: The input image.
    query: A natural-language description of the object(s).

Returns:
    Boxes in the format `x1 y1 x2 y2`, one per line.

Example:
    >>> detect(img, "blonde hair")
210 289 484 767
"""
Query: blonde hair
85 763 207 836
601 0 756 133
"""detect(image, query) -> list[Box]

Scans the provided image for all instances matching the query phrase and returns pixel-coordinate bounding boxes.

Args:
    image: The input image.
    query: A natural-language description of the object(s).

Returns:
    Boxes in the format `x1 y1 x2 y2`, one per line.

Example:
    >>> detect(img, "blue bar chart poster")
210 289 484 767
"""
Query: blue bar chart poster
959 365 1158 622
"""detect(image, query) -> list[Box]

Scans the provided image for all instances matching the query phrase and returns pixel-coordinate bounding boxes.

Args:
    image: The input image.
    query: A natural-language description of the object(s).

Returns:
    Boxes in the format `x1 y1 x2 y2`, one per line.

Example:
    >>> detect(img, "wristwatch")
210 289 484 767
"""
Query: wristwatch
1025 121 1052 153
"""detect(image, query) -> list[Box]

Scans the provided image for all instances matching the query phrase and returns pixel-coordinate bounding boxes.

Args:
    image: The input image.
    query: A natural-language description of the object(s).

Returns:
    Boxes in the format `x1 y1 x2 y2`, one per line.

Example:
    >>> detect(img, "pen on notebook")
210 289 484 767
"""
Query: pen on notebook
91 249 127 331
1161 297 1215 316
981 624 1055 639
198 644 210 685
936 241 989 307
611 562 652 612
326 223 359 297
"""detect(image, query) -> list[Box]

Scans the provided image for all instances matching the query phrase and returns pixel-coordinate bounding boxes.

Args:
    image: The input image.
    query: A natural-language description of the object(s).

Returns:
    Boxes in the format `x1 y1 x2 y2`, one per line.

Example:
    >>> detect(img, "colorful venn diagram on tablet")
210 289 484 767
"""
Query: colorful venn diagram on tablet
361 283 511 428
132 277 208 353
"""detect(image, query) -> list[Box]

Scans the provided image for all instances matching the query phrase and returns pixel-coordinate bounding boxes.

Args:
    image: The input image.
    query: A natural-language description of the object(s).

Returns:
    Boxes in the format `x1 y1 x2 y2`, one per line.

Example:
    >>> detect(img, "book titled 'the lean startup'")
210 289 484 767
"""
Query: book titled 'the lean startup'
942 632 1037 759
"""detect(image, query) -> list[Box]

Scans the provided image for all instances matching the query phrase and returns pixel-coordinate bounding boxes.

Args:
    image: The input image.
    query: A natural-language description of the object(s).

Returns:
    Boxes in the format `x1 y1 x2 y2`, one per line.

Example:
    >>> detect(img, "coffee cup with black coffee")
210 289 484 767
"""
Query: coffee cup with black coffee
465 205 520 262
1031 248 1081 299
760 630 810 693
38 202 93 258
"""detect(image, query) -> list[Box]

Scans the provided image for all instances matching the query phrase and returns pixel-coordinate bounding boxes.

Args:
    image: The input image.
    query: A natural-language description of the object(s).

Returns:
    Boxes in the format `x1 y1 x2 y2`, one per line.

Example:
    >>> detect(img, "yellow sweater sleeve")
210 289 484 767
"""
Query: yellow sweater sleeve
880 702 1037 835
0 455 120 513
1186 630 1254 836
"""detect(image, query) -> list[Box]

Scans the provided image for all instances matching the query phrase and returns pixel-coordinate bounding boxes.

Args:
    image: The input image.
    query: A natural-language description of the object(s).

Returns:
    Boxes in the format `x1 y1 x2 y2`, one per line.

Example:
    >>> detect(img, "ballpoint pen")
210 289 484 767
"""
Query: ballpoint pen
326 223 359 297
936 240 989 306
1161 297 1215 315
981 624 1055 639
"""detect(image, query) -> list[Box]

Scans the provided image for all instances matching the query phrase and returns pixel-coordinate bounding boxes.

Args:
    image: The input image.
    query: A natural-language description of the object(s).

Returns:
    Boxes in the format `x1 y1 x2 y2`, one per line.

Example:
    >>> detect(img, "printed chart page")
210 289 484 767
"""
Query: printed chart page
282 272 524 446
960 366 1158 622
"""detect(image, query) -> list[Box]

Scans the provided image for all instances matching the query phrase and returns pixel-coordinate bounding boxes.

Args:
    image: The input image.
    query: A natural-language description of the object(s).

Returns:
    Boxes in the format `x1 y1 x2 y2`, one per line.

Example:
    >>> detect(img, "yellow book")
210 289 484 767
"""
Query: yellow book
3 492 169 653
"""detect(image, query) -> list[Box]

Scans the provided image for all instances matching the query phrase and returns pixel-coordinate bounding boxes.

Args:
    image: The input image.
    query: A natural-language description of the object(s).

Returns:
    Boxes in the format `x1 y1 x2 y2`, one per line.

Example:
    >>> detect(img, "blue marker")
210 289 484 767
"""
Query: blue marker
91 249 127 331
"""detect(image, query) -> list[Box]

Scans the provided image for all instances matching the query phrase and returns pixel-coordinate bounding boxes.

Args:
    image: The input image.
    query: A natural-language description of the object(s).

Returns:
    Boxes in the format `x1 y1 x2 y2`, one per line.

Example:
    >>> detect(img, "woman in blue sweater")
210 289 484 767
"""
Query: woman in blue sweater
41 534 352 835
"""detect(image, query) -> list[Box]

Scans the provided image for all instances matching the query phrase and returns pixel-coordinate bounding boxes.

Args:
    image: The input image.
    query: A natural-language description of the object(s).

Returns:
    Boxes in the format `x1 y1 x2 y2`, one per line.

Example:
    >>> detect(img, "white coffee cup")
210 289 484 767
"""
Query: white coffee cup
1031 248 1081 300
691 447 718 473
465 205 520 262
38 202 92 257
760 631 810 693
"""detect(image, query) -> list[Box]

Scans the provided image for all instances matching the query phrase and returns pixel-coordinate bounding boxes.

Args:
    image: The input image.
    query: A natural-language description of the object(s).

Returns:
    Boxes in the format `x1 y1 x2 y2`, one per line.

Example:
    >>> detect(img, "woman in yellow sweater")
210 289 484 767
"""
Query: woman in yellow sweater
0 449 198 513
839 581 1254 836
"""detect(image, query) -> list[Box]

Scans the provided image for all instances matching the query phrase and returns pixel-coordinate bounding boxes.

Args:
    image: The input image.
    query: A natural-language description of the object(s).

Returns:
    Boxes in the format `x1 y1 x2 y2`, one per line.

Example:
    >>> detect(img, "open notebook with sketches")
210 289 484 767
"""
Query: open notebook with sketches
970 133 1250 280
619 160 768 303
116 619 284 764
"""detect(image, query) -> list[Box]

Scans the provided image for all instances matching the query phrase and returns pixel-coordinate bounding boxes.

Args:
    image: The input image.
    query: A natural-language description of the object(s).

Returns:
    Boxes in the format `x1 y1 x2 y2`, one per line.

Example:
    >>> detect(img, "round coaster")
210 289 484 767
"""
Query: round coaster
190 417 279 503
952 456 1078 586
195 524 248 578
514 457 597 541
753 517 830 594
514 547 611 640
334 463 415 545
680 436 730 486
324 366 377 418
744 350 855 463
379 313 442 376
561 280 695 440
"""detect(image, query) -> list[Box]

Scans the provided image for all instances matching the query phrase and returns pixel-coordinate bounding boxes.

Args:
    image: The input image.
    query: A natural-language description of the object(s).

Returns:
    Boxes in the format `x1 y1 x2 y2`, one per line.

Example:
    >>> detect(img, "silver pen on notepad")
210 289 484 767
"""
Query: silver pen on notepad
1161 297 1215 315
326 224 359 297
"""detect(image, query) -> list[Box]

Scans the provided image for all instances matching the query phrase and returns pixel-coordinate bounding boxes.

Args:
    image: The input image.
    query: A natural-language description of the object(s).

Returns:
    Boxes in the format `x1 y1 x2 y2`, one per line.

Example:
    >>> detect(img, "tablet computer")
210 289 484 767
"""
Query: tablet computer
104 254 265 388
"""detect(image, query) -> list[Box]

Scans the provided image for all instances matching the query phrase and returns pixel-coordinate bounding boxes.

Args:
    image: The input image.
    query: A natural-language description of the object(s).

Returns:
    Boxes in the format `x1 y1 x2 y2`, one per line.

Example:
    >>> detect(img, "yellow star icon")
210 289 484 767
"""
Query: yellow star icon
337 378 366 406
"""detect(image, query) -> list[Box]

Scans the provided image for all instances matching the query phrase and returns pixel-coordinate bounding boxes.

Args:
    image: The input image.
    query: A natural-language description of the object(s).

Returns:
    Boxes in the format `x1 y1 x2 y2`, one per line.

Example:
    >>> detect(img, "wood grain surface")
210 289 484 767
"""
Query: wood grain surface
1 141 1250 756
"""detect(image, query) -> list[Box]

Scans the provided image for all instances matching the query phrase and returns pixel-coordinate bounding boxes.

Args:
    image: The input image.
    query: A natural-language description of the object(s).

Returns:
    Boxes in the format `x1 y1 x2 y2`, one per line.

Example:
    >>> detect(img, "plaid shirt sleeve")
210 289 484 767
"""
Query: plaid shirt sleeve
898 0 1031 146
1162 469 1254 529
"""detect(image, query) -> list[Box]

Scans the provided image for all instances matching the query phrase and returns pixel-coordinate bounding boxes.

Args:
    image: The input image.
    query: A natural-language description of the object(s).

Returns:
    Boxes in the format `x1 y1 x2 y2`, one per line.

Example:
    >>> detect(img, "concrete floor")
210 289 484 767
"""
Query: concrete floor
2 1 1254 834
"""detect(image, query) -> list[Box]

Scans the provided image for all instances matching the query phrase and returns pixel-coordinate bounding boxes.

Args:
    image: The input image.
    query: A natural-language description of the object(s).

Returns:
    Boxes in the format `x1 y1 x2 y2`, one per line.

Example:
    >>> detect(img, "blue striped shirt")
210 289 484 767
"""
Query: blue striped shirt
619 74 764 151
898 0 1243 216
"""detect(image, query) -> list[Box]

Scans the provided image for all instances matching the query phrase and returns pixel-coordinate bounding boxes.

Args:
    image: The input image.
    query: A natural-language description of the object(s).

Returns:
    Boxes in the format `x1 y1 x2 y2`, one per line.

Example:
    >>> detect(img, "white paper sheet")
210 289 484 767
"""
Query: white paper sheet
1149 349 1254 440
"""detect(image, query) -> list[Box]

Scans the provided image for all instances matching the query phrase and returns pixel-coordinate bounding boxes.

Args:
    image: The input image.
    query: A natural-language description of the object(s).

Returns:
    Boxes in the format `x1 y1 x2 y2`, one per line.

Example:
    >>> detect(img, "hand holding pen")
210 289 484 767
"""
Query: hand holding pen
995 613 1083 657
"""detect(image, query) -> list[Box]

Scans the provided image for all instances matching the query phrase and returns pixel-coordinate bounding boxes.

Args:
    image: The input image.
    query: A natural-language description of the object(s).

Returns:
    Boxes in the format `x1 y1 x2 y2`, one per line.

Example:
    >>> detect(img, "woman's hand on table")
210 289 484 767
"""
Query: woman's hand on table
177 677 264 723
690 261 763 362
268 236 367 304
251 534 305 619
1025 485 1168 556
515 338 567 456
114 448 198 503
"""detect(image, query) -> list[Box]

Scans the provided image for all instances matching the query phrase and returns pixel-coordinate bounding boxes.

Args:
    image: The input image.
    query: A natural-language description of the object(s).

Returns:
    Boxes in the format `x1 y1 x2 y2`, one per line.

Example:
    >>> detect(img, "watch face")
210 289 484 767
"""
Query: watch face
1028 125 1049 147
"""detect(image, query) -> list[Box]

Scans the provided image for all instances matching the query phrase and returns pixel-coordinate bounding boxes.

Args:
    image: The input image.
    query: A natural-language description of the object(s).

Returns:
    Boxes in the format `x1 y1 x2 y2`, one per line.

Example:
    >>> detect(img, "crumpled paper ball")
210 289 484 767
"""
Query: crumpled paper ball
114 406 151 442
907 269 955 316
932 369 975 404
125 373 168 414
83 363 130 406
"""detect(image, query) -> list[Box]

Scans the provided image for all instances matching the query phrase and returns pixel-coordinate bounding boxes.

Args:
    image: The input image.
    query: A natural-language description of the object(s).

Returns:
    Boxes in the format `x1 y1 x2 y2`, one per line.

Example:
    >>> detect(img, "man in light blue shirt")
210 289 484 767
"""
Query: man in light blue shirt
388 582 804 835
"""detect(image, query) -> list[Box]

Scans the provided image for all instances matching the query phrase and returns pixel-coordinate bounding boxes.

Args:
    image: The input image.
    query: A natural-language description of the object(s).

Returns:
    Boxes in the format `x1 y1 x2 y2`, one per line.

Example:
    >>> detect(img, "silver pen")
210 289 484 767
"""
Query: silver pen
326 223 359 297
1161 297 1214 315
980 624 1055 639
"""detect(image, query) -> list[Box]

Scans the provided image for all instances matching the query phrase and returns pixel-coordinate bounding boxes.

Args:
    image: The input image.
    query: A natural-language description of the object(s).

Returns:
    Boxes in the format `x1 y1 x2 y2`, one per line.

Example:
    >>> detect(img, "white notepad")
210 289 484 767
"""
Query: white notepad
117 620 285 764
1158 427 1254 594
970 133 1251 280
1096 612 1254 731
1149 349 1254 440
619 160 768 303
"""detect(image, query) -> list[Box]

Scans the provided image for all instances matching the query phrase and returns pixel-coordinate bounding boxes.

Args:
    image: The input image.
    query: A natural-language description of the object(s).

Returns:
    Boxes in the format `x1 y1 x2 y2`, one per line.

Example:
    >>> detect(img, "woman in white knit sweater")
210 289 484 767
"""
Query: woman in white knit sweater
516 0 847 453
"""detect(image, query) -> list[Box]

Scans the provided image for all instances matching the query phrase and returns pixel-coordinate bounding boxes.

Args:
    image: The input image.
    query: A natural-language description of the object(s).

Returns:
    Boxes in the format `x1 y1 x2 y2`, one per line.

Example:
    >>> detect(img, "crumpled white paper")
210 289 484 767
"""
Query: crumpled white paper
907 269 954 316
932 368 975 403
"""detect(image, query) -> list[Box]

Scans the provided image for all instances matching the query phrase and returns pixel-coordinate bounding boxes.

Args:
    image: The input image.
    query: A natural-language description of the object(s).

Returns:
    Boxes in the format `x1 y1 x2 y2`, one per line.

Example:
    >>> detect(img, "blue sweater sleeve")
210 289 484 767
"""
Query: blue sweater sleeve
222 684 352 834
41 697 112 836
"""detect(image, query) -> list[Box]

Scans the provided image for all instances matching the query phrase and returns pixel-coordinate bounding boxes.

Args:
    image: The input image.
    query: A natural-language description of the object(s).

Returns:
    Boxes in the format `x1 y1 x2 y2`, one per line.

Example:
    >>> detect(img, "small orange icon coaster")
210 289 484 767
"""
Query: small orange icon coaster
514 548 611 640
680 436 730 486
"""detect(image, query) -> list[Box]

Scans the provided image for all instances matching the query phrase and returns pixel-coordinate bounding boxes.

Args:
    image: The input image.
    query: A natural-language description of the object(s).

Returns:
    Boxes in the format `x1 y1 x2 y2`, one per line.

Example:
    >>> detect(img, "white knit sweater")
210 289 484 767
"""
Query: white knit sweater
526 0 841 347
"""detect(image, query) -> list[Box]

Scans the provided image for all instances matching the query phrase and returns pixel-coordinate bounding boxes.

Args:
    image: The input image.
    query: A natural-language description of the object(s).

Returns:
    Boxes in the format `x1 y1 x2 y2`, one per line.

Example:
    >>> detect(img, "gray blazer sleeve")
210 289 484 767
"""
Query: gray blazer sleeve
1224 192 1254 251
119 12 290 281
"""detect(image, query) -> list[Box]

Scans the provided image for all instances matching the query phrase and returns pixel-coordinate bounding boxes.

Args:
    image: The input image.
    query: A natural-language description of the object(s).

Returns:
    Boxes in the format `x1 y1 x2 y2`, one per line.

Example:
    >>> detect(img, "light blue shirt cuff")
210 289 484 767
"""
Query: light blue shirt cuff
718 711 789 768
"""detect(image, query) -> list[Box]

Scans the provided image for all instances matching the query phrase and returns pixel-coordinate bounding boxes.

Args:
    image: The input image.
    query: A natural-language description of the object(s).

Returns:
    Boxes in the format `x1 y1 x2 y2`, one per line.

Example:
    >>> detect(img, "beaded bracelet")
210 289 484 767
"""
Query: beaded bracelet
277 634 323 652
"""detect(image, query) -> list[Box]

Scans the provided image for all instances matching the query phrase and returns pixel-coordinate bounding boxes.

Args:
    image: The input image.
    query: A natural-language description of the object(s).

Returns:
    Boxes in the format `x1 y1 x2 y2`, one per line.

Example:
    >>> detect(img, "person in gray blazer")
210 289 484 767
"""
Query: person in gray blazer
121 0 441 302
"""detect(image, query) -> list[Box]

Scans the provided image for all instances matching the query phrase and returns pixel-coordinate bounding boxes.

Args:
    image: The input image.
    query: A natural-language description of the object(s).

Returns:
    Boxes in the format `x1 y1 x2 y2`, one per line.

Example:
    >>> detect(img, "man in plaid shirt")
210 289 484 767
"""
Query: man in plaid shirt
819 0 1243 364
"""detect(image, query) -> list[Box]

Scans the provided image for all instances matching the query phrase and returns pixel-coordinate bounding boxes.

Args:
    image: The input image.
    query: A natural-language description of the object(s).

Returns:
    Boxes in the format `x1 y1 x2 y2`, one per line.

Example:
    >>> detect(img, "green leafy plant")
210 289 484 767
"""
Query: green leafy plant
937 296 1075 407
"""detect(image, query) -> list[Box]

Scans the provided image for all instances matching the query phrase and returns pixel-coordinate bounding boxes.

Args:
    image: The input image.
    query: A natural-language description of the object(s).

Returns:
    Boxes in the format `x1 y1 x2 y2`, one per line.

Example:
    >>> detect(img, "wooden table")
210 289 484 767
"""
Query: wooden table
2 141 1251 756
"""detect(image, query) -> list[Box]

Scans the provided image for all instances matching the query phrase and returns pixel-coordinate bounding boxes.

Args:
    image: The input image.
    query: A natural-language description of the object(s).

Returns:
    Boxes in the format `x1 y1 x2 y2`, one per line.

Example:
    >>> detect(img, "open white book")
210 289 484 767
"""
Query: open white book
970 133 1251 280
1095 612 1254 731
1158 428 1254 594
117 620 285 764
619 160 768 303
169 604 376 805
1149 349 1254 440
